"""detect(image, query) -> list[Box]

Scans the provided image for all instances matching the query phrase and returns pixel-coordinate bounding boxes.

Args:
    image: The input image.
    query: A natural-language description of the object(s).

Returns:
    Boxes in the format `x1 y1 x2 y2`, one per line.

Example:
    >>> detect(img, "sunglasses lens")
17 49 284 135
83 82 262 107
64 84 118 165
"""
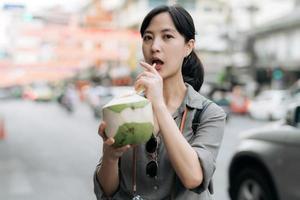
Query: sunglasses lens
146 160 158 177
146 136 157 154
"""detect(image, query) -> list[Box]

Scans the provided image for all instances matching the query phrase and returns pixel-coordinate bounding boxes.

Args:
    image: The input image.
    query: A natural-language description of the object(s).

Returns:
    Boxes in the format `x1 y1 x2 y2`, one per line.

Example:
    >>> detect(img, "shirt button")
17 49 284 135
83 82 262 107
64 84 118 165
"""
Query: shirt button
154 185 158 190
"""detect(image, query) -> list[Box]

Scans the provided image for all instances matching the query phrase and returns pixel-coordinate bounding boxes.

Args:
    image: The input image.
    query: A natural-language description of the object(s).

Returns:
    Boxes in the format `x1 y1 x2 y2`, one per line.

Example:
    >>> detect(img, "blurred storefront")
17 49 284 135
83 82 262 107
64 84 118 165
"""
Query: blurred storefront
0 2 140 88
3 0 299 91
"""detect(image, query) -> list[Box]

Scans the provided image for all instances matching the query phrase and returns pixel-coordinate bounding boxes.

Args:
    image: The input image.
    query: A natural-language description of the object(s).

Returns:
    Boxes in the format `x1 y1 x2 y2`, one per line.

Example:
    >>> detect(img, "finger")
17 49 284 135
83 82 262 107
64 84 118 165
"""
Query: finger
140 61 157 73
136 71 154 80
115 145 131 153
98 121 106 133
134 79 143 91
98 121 107 139
136 76 152 85
140 61 156 72
135 74 153 91
104 137 115 145
135 84 145 95
135 78 151 92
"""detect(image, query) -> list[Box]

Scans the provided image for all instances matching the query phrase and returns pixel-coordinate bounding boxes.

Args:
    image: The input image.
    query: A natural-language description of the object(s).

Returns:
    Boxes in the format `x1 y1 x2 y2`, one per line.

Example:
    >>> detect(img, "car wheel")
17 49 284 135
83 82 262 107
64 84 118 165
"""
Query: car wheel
230 167 277 200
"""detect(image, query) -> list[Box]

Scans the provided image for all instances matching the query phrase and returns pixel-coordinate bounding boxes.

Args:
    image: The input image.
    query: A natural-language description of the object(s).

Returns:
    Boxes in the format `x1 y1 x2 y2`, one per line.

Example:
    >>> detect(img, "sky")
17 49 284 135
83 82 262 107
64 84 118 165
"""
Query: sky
0 0 123 12
229 0 294 30
0 0 85 11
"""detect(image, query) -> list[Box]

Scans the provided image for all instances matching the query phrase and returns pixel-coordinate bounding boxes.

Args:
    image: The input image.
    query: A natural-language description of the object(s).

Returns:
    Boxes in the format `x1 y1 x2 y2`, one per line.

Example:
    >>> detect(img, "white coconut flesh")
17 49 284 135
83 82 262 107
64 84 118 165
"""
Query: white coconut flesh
103 94 155 147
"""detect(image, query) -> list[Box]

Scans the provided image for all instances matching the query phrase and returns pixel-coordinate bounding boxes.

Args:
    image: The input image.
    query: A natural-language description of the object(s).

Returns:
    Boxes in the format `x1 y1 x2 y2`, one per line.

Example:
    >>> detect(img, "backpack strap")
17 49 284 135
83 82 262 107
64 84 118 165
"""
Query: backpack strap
192 100 213 133
192 108 202 133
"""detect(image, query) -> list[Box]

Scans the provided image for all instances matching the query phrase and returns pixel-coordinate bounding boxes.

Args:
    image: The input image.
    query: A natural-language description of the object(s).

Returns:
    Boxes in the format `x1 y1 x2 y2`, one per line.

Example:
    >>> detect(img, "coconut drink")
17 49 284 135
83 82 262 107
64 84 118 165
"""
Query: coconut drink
102 93 157 147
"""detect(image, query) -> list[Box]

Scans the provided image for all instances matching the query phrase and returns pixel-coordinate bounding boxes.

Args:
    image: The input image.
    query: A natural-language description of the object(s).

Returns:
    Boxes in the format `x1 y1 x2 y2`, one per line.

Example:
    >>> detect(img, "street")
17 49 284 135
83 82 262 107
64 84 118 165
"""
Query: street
0 100 268 200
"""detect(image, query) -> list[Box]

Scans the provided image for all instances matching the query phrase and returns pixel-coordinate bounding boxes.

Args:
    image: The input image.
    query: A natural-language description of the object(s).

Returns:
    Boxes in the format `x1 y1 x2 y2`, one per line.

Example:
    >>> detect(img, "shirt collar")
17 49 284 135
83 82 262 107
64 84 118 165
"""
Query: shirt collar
173 83 204 118
185 83 204 110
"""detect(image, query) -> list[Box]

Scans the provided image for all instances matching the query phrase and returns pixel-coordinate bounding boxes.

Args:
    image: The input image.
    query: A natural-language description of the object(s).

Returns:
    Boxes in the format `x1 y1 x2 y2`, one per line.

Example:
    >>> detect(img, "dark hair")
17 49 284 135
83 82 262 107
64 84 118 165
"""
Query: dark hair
140 5 204 92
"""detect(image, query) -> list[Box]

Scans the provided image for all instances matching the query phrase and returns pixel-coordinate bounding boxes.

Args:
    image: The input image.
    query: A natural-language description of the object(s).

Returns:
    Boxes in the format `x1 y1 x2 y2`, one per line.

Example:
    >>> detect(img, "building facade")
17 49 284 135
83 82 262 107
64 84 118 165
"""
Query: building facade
247 6 300 89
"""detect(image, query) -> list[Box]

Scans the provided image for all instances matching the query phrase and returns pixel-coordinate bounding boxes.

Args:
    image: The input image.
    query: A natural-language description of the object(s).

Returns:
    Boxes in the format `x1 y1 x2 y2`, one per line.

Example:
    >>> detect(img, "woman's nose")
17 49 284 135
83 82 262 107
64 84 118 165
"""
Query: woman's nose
151 38 161 53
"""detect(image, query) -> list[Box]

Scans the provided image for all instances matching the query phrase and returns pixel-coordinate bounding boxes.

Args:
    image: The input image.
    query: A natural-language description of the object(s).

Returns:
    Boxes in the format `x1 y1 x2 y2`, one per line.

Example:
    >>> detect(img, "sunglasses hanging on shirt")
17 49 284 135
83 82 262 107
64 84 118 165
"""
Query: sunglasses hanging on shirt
145 135 159 178
131 107 188 199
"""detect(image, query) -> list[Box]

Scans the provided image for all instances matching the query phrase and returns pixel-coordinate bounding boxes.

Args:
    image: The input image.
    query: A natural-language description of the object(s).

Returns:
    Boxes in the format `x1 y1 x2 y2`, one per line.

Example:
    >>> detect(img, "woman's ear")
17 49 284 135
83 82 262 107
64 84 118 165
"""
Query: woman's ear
185 39 195 57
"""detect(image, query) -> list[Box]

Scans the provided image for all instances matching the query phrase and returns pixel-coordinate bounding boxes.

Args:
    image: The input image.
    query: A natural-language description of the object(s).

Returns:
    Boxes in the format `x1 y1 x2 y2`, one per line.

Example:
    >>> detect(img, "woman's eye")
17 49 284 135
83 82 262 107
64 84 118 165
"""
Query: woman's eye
143 35 152 41
163 34 173 40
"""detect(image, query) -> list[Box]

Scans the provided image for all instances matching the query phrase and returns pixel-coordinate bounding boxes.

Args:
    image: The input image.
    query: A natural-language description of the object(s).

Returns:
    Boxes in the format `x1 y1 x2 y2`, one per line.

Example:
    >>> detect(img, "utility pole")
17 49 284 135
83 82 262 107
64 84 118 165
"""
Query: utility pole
245 4 259 28
245 3 259 87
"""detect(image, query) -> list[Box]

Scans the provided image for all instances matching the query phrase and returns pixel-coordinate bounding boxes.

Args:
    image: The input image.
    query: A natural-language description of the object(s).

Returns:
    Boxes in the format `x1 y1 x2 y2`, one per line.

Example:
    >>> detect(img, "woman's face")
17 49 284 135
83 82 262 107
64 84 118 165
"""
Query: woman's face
142 12 194 79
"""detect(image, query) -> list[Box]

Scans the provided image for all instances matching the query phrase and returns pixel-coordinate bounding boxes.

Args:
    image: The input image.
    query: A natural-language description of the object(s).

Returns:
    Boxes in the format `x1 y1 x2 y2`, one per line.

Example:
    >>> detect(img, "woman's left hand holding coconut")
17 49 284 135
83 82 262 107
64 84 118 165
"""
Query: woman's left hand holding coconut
98 121 132 161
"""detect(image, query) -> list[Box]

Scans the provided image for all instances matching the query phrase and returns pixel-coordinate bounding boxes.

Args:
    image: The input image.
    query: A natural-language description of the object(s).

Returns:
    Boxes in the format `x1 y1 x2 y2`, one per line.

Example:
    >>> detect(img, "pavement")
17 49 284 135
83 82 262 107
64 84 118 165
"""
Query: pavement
0 99 268 200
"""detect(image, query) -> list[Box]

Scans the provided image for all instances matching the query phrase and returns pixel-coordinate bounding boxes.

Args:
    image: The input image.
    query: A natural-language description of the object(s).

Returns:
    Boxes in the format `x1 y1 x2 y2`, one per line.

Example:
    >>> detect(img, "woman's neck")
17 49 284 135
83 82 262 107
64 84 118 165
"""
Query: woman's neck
163 78 187 113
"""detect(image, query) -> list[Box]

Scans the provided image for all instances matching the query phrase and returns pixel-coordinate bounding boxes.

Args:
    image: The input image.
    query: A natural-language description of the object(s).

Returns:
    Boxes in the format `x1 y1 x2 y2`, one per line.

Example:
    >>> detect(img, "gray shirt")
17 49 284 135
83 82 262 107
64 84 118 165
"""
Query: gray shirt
94 84 226 200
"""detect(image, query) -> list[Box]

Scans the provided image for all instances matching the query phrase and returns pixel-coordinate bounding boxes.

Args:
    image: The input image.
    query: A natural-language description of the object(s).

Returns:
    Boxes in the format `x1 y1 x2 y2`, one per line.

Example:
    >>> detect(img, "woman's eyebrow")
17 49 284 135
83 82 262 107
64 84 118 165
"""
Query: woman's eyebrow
161 28 176 33
144 28 176 35
144 30 153 35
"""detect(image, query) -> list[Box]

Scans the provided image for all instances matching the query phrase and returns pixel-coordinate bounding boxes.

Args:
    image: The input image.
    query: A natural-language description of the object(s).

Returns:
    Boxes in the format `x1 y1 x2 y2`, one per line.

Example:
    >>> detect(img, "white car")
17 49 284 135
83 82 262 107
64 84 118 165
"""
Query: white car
248 90 293 121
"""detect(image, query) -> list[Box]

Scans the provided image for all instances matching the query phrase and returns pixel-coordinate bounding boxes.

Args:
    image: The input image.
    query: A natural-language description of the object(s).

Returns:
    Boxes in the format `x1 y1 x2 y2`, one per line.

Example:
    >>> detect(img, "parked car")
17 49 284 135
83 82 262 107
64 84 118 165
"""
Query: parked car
248 90 293 121
22 83 54 101
0 88 12 100
0 86 23 100
228 103 300 200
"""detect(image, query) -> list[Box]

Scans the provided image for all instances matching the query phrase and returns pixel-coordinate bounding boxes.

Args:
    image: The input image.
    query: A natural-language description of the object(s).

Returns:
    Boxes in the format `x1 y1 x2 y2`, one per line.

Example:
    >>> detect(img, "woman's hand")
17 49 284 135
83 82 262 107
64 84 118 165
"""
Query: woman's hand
98 121 131 162
135 61 164 107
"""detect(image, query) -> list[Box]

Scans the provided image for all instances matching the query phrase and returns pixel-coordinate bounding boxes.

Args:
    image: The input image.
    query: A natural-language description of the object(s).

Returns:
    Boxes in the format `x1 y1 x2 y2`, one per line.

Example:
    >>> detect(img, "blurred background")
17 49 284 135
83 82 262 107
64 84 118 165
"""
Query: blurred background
0 0 300 200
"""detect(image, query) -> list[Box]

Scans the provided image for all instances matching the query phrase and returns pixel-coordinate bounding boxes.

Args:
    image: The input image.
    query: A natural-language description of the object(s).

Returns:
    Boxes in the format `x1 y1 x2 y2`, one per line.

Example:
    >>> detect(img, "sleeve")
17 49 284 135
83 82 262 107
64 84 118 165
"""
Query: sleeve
190 103 226 194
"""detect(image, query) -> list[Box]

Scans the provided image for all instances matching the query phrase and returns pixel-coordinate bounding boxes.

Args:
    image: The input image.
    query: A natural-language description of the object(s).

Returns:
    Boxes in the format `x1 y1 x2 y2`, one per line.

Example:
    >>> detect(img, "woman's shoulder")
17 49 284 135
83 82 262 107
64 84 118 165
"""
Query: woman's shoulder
186 83 226 117
188 88 226 119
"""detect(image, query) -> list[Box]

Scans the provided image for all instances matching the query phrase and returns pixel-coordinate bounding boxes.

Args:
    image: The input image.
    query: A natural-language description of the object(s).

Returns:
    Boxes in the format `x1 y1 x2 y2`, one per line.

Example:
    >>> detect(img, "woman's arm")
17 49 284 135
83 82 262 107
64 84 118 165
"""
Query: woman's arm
96 122 131 197
154 103 203 189
135 62 203 189
96 157 119 196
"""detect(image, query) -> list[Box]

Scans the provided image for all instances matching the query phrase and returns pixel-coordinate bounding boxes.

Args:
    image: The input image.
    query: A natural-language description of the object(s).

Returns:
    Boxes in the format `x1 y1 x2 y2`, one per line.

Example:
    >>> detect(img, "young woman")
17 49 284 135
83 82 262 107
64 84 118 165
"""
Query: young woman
94 5 226 200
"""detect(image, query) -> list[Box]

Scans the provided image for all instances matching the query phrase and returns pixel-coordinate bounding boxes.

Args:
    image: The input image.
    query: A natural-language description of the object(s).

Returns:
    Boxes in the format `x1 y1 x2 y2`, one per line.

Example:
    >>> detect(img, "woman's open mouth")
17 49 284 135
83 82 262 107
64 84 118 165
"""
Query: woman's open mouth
152 59 164 71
